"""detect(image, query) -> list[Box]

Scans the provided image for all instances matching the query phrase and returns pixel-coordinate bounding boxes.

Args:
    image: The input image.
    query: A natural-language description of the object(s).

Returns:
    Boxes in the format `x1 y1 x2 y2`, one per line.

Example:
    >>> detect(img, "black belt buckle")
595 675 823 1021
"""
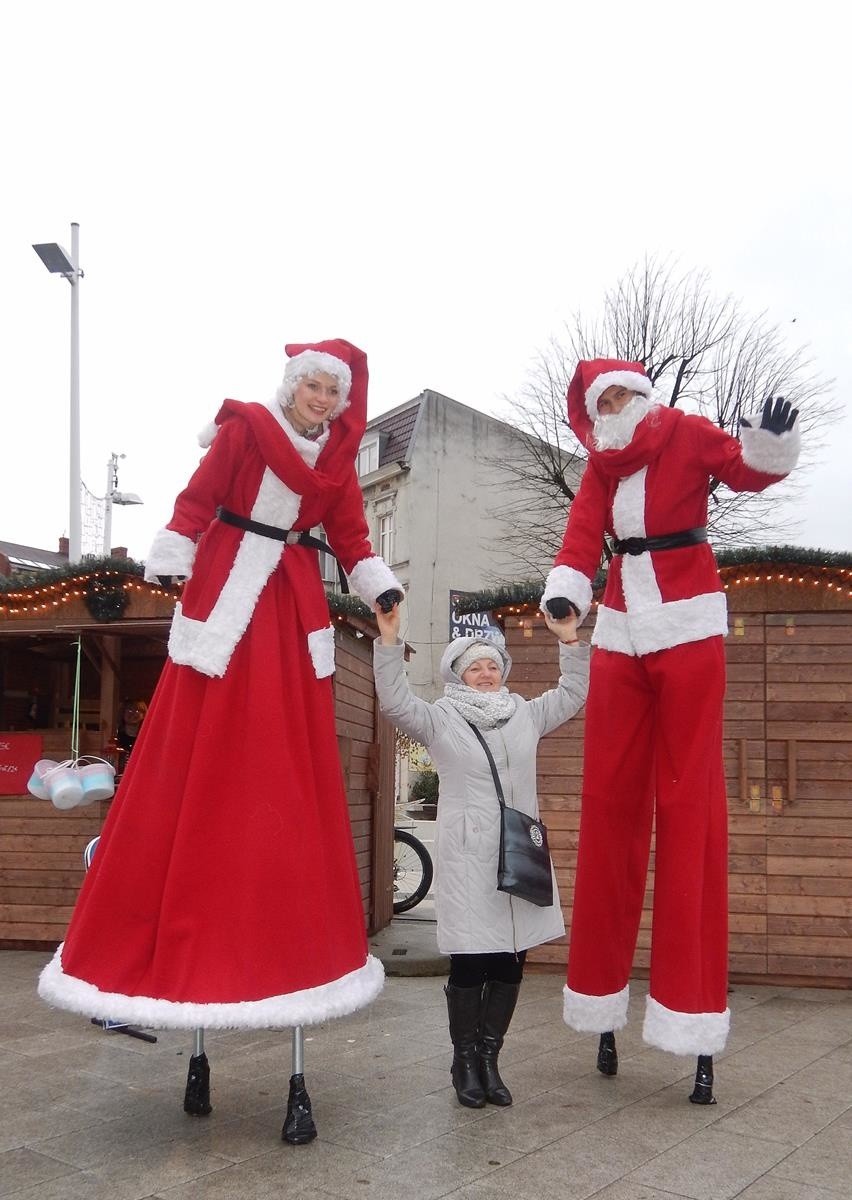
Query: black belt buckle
284 531 302 546
614 536 646 556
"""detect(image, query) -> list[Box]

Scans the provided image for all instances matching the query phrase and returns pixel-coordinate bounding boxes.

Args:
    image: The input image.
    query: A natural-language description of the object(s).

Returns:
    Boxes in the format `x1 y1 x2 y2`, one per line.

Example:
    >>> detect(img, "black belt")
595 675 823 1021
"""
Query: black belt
216 506 349 593
611 527 707 556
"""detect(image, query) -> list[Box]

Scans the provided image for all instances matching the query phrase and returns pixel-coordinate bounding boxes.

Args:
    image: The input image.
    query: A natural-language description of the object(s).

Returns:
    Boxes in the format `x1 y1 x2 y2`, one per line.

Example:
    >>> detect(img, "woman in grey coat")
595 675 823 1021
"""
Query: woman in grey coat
373 602 589 1108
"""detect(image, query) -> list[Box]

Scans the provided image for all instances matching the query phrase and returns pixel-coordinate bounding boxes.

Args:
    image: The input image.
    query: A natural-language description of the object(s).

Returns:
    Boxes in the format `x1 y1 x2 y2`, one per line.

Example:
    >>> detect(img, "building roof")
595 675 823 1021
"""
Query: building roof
366 397 423 468
0 539 68 573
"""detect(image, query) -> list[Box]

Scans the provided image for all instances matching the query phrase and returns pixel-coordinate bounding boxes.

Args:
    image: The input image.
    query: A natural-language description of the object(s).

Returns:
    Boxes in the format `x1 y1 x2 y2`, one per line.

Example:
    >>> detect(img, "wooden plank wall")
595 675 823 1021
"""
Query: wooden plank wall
506 595 852 987
0 730 106 946
764 612 852 983
334 625 384 933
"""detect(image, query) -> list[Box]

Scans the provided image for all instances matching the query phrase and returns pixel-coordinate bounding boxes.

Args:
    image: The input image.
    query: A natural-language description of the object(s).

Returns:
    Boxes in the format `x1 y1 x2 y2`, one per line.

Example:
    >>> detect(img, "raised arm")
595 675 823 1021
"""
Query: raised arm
372 602 441 747
526 611 590 737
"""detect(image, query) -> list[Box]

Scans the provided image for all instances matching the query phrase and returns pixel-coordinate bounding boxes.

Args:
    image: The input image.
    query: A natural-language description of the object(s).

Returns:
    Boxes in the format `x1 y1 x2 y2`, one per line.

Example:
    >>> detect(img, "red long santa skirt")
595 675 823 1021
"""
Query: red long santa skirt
38 572 381 1028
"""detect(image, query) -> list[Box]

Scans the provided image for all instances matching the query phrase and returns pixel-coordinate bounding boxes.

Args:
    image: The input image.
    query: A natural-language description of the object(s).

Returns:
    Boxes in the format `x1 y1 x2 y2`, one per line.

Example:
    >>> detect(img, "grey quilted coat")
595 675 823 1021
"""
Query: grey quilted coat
373 636 589 955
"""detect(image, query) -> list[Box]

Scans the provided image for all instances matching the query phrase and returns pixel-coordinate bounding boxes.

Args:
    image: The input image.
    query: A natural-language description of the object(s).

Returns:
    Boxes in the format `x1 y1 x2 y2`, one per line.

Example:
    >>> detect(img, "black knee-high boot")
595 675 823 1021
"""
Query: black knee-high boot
445 984 485 1108
689 1054 716 1104
478 980 521 1106
596 1031 618 1077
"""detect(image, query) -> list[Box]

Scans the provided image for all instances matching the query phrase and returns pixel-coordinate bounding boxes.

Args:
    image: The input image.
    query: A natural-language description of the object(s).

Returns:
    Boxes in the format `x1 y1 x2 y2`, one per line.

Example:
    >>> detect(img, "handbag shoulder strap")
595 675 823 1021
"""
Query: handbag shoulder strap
466 721 506 809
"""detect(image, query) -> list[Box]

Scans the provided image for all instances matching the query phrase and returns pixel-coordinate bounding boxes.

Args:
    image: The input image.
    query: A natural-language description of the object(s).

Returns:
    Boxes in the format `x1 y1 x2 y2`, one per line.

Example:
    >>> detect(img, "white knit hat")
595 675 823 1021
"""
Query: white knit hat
453 642 504 677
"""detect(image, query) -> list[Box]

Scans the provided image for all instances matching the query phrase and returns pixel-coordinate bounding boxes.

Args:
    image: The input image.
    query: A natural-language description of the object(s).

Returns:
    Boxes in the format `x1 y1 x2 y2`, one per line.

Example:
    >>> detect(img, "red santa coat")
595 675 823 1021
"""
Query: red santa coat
38 342 402 1030
542 403 800 653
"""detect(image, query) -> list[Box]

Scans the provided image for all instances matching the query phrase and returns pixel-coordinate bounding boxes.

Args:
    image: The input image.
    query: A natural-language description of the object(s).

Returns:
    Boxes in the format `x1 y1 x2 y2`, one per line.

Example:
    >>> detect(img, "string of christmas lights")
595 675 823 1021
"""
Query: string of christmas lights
0 571 177 618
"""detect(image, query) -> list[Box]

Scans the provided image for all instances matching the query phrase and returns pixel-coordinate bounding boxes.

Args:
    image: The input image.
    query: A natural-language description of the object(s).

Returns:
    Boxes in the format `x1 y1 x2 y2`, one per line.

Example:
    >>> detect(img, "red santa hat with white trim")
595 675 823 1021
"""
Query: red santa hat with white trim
566 358 654 446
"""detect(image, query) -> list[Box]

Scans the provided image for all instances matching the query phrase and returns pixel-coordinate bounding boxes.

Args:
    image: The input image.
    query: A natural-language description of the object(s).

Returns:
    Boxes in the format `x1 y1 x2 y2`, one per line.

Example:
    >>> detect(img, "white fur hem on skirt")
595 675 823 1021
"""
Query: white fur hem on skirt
38 947 384 1030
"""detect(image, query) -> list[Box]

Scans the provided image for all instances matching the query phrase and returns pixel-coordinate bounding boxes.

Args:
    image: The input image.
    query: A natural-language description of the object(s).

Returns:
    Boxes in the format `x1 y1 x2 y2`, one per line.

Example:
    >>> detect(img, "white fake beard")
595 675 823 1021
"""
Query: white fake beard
593 394 657 451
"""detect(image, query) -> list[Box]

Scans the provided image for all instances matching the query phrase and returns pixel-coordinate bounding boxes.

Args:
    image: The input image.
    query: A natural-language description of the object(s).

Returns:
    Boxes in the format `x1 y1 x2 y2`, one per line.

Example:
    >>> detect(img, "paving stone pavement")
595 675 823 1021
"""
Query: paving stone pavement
1 933 851 1200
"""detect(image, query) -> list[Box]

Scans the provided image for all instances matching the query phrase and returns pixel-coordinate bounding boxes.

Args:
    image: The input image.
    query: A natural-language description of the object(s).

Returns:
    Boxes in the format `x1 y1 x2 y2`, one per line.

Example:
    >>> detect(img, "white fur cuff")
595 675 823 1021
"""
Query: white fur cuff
144 528 197 583
740 423 801 477
308 625 336 678
563 983 629 1032
348 556 403 607
643 995 730 1055
540 565 593 622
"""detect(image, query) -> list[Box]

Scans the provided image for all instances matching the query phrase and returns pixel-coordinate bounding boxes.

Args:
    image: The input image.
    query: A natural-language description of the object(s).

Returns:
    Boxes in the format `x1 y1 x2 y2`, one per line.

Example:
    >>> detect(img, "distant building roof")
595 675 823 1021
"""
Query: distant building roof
0 539 68 574
366 397 423 468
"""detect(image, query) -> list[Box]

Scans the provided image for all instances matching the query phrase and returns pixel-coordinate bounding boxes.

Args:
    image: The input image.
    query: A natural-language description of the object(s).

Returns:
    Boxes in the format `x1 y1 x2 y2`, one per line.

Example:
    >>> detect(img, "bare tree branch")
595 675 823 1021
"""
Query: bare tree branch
486 256 832 572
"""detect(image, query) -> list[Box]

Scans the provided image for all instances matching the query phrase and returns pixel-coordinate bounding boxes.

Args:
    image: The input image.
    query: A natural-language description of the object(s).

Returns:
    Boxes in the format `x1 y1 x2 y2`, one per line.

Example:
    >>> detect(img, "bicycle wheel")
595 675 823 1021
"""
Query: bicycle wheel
393 827 434 914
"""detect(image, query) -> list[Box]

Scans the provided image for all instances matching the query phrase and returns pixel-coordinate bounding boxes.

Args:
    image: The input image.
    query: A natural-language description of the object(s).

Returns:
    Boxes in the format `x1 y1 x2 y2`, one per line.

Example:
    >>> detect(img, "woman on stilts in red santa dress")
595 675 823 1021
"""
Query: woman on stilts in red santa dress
542 358 800 1104
38 338 403 1143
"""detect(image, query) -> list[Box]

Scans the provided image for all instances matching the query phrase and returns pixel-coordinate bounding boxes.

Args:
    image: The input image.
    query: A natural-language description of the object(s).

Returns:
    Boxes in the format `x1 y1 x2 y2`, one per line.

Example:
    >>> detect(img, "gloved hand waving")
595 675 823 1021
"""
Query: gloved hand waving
741 396 799 435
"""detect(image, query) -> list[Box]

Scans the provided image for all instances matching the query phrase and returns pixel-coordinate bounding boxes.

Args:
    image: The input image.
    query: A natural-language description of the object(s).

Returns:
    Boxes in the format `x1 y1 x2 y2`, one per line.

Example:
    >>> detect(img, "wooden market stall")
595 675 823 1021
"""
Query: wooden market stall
471 550 852 989
0 564 397 947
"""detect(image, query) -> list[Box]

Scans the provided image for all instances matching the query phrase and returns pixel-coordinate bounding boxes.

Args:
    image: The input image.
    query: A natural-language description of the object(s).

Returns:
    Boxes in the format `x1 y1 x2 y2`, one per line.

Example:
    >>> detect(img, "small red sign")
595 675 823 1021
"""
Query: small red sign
0 732 44 796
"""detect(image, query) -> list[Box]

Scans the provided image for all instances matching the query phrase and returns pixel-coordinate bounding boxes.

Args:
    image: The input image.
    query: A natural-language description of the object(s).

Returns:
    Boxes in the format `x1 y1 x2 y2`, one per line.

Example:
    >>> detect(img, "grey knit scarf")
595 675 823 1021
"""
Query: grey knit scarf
442 684 516 730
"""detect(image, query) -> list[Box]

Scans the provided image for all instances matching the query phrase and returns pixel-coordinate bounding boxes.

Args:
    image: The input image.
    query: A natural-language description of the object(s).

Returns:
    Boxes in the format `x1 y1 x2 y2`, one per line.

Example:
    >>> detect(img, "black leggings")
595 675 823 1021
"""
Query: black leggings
449 951 526 988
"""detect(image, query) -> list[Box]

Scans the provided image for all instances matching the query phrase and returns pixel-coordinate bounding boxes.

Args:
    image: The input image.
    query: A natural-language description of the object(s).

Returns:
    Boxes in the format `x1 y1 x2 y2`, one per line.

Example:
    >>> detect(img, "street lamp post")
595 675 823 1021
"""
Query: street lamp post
32 223 83 563
103 453 143 556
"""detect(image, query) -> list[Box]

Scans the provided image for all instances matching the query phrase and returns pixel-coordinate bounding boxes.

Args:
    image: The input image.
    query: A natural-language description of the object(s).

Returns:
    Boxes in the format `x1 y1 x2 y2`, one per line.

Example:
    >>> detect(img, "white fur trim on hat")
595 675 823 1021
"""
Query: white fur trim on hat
563 983 630 1032
585 370 653 422
198 420 220 448
277 351 352 418
643 994 730 1055
348 556 403 608
453 642 504 676
740 422 801 477
38 945 384 1030
540 565 593 623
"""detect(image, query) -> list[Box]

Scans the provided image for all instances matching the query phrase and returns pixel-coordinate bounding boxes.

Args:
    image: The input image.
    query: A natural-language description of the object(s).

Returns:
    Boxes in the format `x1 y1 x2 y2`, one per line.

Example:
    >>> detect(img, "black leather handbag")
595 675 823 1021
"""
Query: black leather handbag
467 723 554 908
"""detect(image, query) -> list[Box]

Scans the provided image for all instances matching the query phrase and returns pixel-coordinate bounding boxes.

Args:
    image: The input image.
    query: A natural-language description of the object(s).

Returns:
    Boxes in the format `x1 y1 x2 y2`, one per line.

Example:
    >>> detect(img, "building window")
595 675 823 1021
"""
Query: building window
357 439 379 477
378 512 394 564
316 526 339 589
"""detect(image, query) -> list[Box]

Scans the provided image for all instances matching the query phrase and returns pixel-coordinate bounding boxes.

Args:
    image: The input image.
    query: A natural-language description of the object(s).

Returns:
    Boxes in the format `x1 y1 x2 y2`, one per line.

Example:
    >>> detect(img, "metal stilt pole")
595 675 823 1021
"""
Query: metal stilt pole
184 1026 212 1115
282 1023 317 1144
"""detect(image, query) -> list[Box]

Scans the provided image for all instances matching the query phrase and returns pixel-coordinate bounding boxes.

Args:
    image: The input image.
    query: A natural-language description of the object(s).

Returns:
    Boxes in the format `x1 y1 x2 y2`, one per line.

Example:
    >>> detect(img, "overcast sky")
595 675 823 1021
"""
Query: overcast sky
2 0 849 563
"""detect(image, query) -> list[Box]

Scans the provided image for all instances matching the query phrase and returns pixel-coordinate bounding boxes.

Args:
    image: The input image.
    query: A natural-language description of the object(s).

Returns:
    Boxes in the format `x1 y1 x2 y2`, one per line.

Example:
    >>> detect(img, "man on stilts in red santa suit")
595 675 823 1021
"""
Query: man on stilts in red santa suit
542 358 800 1103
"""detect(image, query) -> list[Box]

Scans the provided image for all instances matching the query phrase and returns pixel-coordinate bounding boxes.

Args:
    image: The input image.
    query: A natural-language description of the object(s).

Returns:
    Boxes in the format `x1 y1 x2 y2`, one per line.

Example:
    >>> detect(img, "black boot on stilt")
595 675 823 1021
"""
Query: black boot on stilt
596 1031 618 1077
183 1053 212 1116
478 980 521 1106
688 1055 717 1105
282 1073 318 1144
445 984 486 1108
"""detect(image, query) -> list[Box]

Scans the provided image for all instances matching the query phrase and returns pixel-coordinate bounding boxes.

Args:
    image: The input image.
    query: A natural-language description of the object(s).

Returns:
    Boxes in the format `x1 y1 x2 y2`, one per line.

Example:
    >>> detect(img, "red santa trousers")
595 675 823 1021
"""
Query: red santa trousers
565 636 730 1055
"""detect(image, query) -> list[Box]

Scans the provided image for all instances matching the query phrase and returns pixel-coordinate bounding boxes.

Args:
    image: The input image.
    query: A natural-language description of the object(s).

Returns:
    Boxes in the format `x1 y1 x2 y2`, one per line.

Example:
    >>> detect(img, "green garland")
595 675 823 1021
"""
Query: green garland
0 554 146 594
326 591 374 620
84 575 130 622
715 545 852 569
453 545 852 615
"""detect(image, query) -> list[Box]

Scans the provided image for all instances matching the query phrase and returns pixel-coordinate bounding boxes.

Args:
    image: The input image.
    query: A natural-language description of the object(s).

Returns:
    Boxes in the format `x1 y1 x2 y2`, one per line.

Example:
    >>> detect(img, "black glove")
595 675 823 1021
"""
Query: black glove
546 598 580 620
156 576 185 588
376 588 403 614
741 395 798 435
